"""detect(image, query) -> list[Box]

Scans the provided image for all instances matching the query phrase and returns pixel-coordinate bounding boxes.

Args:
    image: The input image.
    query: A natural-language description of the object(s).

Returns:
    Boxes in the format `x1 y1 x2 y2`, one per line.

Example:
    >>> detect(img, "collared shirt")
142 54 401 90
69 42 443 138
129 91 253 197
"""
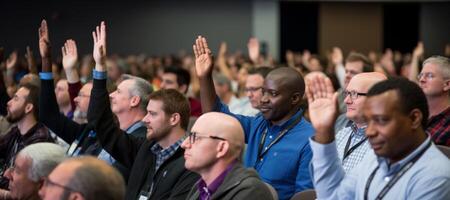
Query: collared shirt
335 122 370 173
197 161 236 200
98 121 145 164
150 138 183 171
310 136 450 200
427 106 450 146
214 98 314 200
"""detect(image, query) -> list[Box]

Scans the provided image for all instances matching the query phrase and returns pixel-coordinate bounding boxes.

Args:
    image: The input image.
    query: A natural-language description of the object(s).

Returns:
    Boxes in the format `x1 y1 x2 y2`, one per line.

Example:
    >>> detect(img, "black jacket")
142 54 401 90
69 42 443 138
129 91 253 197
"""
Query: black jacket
88 79 199 200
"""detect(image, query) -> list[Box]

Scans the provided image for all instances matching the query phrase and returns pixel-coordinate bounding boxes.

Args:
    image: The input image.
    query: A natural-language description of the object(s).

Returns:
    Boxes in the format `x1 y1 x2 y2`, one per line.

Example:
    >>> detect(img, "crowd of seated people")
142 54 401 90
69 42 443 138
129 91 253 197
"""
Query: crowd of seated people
0 19 448 200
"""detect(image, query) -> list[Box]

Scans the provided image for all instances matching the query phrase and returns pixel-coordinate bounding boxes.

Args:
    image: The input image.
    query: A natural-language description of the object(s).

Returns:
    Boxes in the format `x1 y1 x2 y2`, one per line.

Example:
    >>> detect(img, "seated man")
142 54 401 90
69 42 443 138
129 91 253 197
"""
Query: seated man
182 112 274 200
39 156 125 200
306 76 450 199
332 72 387 172
194 36 314 200
88 21 198 199
417 56 450 146
0 83 54 189
1 143 65 200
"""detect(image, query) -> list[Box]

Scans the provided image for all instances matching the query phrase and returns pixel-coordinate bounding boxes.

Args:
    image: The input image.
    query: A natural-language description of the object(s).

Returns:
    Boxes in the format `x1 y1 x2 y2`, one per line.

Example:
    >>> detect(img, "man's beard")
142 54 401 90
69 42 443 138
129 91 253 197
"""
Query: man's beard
6 108 26 124
73 108 87 124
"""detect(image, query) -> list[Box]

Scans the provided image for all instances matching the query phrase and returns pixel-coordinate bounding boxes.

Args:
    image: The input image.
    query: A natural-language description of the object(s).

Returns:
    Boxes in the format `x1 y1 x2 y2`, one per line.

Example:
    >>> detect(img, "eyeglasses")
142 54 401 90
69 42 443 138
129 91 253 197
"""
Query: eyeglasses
344 90 367 100
43 177 78 193
186 131 226 144
244 87 262 93
77 93 90 98
417 72 435 80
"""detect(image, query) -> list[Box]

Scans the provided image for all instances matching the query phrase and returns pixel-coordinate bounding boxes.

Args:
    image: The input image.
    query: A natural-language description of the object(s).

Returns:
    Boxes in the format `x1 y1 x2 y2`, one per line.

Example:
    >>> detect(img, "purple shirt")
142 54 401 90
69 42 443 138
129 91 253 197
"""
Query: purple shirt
197 161 236 200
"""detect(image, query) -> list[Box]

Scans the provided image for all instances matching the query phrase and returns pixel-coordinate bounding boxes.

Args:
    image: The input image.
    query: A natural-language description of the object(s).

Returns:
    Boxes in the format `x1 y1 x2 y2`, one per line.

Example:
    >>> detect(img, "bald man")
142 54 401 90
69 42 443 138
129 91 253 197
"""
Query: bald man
182 112 274 200
333 72 387 172
194 36 314 200
39 156 125 200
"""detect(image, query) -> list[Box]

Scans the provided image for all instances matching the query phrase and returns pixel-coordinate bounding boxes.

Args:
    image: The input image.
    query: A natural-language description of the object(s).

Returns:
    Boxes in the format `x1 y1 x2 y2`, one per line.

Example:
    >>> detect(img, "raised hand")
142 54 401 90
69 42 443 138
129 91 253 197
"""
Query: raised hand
92 21 107 71
412 42 424 58
62 39 79 70
6 51 18 70
62 39 80 83
193 36 213 78
305 74 338 144
25 46 37 74
247 37 260 64
331 47 343 66
38 20 51 58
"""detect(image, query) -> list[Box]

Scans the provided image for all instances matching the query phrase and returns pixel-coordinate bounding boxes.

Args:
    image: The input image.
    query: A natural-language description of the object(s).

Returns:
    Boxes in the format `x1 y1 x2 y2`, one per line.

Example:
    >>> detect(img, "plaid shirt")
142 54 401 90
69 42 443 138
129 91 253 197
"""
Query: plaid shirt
335 121 371 173
427 106 450 146
150 138 184 171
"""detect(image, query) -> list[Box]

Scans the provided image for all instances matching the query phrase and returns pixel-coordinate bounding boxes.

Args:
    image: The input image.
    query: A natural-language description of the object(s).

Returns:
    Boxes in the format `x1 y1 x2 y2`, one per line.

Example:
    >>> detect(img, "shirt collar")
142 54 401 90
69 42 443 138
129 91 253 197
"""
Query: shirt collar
126 121 145 134
197 161 236 199
150 137 184 154
270 109 303 129
377 136 431 175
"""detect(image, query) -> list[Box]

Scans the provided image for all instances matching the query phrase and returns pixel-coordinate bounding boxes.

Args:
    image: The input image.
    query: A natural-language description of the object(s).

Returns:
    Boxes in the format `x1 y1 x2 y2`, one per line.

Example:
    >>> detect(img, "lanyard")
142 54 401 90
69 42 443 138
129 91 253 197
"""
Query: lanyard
342 131 368 161
363 141 431 200
255 114 303 167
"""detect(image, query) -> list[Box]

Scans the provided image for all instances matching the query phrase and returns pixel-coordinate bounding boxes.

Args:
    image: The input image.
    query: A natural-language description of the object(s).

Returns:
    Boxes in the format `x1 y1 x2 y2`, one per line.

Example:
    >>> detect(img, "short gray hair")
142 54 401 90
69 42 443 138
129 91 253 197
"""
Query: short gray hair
121 74 154 112
423 55 450 79
18 143 66 182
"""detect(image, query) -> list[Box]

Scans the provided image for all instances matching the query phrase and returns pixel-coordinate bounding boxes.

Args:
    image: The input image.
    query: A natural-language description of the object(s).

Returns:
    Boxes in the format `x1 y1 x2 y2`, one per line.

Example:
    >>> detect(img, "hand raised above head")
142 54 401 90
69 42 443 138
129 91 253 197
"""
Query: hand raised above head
6 51 18 70
38 19 51 58
305 74 338 143
193 36 213 78
92 21 107 71
62 39 79 70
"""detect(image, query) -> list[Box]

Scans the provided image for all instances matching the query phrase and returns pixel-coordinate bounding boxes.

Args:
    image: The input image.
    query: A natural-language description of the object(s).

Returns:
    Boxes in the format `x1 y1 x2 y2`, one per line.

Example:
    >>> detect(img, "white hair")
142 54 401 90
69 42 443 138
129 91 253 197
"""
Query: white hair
18 142 66 182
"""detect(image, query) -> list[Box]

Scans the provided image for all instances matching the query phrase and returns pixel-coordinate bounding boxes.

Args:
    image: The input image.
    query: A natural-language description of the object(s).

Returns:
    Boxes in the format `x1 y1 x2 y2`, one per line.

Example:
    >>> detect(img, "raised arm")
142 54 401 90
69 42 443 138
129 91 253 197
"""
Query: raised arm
62 39 80 84
25 46 37 74
247 37 260 66
409 42 424 82
194 36 217 113
88 21 142 167
38 19 86 143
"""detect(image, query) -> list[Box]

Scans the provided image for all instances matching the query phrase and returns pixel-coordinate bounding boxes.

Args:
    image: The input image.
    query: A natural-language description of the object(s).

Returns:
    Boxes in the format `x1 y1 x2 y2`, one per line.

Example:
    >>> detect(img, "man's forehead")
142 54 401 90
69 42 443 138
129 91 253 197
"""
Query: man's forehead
16 87 30 98
365 91 399 113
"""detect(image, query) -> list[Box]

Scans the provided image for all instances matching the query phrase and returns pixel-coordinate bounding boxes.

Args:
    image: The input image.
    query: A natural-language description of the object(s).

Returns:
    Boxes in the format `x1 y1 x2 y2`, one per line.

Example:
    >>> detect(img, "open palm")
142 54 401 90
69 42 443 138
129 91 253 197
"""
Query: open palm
62 39 78 70
193 36 213 78
306 75 338 134
38 20 51 58
92 21 107 68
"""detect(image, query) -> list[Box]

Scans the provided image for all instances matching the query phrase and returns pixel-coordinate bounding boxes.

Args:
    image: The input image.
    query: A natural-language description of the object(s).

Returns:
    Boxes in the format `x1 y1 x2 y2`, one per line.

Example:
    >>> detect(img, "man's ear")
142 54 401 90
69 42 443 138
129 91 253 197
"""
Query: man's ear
130 96 141 108
216 141 229 159
409 108 423 130
169 113 181 126
443 79 450 92
25 103 33 114
291 92 302 105
69 192 85 200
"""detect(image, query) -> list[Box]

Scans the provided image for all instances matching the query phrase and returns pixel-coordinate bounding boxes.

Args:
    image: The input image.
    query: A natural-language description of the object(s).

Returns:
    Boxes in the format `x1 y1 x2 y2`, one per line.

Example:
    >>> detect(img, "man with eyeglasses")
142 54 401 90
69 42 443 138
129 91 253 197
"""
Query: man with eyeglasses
182 112 274 200
417 56 450 146
245 67 272 111
0 143 65 200
332 72 387 172
39 156 125 200
194 36 314 200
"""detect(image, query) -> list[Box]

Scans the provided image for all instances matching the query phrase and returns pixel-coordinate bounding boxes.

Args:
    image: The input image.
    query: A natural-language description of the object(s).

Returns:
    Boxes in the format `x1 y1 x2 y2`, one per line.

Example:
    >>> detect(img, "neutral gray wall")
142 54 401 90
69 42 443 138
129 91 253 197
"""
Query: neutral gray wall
0 1 252 57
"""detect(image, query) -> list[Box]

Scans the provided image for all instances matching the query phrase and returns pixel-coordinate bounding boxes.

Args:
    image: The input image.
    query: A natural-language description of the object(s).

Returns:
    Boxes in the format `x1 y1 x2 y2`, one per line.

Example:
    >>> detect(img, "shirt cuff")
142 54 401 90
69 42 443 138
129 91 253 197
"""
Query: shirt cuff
309 137 339 164
39 72 53 80
92 70 107 80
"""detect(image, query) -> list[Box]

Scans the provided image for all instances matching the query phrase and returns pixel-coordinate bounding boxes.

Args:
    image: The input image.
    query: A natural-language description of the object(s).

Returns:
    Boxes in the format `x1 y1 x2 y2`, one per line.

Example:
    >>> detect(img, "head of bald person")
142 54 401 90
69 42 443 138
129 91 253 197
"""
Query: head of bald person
345 72 387 126
260 67 306 124
182 112 244 174
39 156 125 200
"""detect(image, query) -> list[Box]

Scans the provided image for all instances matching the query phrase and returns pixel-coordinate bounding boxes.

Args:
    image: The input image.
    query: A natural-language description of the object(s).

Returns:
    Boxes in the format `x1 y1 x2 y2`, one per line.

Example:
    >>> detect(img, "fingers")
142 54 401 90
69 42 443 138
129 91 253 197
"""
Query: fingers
193 44 199 58
92 31 97 44
100 21 106 43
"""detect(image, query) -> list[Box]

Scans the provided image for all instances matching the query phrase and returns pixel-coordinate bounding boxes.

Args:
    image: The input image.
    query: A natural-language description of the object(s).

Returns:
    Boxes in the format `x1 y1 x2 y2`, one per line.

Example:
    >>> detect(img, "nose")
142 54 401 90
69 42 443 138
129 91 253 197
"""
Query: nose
365 120 376 138
344 94 352 105
109 91 116 99
260 92 269 104
4 168 12 180
38 185 47 199
142 113 150 124
181 138 190 149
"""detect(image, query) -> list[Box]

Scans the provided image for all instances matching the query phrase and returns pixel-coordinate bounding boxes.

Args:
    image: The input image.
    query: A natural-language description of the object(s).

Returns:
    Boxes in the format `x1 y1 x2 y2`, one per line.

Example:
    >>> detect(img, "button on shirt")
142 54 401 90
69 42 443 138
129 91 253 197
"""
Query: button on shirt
214 98 314 200
310 137 450 200
335 122 370 173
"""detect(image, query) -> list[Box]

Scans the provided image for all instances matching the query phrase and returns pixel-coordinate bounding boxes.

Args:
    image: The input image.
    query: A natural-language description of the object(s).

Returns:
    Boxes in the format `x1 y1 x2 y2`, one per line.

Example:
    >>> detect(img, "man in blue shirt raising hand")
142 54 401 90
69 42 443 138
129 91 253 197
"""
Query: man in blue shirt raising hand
193 36 314 200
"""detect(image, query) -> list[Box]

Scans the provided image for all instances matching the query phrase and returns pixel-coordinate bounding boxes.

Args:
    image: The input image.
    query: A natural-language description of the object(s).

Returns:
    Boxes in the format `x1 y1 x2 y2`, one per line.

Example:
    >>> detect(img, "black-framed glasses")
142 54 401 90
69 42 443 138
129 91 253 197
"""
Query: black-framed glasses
186 131 226 144
43 177 79 193
344 90 367 100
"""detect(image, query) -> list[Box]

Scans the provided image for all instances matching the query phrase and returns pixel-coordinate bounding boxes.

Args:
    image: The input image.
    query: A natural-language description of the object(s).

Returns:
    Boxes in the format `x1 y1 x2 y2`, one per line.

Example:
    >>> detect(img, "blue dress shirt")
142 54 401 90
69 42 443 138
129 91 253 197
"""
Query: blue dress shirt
214 99 314 200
